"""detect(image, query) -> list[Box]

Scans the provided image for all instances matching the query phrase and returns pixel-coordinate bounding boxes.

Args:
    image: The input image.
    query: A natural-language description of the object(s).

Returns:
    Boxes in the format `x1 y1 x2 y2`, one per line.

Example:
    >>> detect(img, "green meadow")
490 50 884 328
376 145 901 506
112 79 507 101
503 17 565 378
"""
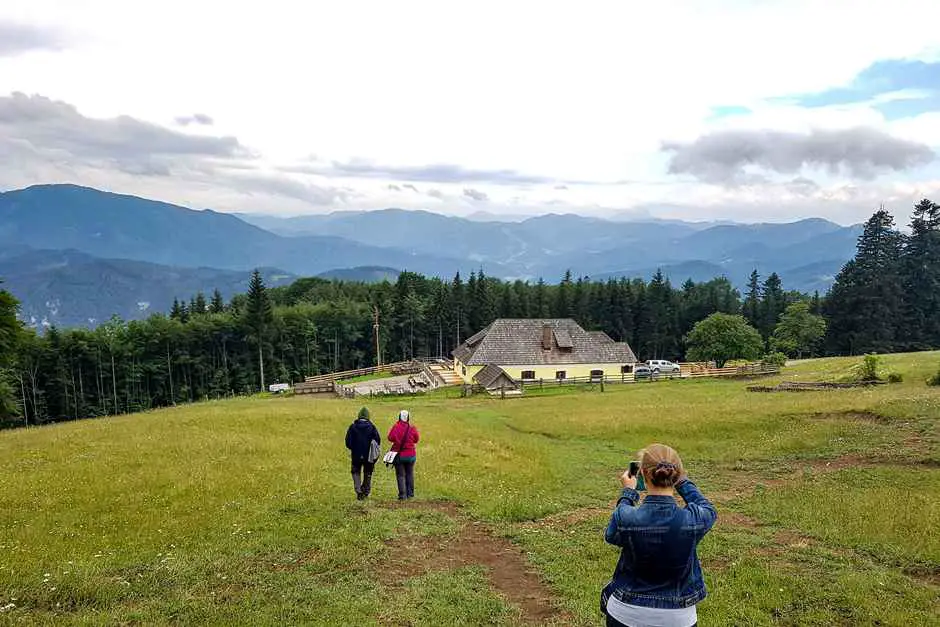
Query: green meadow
1 352 938 625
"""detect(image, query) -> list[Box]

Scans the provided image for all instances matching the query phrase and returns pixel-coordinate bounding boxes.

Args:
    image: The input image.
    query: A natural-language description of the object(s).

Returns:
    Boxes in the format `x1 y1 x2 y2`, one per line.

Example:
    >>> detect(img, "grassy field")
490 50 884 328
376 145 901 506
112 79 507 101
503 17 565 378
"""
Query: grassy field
1 352 938 626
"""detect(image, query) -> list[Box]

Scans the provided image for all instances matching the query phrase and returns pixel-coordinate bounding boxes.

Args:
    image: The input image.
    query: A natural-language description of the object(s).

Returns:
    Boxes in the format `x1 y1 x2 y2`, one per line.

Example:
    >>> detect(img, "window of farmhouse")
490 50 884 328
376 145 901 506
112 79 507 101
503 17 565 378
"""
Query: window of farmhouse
555 370 566 380
621 364 634 374
521 370 536 380
590 369 603 380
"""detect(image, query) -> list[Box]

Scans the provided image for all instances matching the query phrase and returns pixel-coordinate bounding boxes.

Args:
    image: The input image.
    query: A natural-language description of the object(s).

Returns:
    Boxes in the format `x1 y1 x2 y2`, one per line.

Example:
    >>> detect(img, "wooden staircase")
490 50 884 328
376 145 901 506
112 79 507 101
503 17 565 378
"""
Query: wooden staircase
427 362 463 386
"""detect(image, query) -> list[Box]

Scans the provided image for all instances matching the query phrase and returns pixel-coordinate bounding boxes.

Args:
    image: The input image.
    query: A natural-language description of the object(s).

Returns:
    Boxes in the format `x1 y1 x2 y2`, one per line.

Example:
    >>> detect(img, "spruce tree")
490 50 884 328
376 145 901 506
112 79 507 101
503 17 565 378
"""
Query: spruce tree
534 278 550 318
825 209 904 354
209 289 226 314
759 272 785 340
193 292 208 315
554 270 574 318
743 270 761 329
0 281 21 421
243 269 274 389
902 199 940 348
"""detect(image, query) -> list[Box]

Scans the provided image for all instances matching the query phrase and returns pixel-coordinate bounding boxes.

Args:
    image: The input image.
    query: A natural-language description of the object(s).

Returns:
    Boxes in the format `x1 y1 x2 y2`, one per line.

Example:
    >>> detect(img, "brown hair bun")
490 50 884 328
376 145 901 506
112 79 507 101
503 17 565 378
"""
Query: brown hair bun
640 443 684 488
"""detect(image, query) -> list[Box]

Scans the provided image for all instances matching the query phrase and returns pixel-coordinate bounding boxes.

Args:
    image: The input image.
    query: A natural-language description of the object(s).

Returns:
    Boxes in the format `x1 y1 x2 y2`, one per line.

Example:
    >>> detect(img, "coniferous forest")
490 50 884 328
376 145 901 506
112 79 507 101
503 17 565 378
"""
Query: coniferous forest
1 200 938 429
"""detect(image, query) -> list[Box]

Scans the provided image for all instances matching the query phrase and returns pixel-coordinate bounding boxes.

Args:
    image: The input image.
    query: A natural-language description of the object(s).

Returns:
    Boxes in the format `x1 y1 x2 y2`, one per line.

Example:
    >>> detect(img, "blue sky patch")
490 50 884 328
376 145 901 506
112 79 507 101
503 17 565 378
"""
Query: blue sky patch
710 105 752 118
780 59 940 118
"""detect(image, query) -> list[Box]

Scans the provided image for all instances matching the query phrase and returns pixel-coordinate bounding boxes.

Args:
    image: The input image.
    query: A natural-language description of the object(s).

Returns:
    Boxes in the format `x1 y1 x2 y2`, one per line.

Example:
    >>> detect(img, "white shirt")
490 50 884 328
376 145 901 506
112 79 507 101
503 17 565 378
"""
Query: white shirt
607 595 697 627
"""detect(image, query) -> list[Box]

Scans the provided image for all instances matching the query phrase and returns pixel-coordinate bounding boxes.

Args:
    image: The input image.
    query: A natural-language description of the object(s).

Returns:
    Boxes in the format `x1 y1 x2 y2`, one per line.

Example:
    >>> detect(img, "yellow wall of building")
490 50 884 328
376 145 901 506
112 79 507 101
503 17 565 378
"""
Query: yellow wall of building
498 364 633 381
453 359 484 383
454 359 634 383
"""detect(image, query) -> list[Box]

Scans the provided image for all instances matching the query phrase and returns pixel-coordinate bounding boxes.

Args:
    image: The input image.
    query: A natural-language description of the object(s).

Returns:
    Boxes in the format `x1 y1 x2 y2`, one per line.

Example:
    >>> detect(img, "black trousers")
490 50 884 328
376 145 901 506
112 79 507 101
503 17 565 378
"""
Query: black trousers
351 459 375 496
394 459 415 499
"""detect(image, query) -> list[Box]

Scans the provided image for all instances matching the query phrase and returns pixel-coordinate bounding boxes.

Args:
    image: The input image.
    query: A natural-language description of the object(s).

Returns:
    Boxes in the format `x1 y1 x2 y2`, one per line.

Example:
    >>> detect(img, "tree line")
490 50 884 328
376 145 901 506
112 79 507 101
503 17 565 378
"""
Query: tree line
0 199 937 428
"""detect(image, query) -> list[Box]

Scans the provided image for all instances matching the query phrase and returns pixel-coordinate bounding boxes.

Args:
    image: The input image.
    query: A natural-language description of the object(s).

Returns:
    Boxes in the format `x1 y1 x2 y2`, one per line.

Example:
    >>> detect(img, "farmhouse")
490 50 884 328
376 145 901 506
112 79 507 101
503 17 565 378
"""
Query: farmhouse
452 318 638 385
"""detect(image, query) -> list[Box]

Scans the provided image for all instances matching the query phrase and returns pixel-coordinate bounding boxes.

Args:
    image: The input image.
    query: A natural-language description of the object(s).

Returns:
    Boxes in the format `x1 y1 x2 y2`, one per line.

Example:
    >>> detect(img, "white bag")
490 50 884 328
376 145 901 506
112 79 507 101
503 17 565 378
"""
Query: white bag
368 439 381 463
382 450 398 465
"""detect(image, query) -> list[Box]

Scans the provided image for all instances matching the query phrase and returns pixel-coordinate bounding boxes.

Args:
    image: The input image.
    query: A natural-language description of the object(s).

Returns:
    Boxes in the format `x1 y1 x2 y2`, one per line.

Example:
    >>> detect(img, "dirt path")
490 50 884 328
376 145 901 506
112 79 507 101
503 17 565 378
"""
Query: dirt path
378 500 570 625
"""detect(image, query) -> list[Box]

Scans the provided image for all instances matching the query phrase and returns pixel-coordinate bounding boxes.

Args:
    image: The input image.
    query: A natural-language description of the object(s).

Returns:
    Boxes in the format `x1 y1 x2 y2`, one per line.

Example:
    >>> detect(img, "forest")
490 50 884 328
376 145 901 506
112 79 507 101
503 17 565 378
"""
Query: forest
0 199 937 429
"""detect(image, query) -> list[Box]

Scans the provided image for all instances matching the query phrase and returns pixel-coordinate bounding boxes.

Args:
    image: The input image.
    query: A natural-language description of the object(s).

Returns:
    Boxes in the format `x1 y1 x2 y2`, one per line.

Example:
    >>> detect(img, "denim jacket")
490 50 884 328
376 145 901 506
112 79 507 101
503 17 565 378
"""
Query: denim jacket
604 478 717 609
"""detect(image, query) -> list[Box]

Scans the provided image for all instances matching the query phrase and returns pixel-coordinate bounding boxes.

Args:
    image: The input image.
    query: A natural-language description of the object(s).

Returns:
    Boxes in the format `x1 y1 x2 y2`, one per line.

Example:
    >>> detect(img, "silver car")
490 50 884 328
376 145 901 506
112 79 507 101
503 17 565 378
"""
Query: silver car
647 359 681 375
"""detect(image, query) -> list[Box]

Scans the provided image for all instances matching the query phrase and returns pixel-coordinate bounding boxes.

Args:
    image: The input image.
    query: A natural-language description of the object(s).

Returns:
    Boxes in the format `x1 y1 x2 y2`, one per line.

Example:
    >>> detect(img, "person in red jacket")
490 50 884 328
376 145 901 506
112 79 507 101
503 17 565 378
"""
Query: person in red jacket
388 409 420 500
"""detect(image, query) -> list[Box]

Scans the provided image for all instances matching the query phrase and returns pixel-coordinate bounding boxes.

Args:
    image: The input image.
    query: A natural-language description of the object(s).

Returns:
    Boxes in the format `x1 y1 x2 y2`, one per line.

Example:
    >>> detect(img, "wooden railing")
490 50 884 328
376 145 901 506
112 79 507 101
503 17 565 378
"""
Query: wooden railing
302 360 422 385
517 362 779 389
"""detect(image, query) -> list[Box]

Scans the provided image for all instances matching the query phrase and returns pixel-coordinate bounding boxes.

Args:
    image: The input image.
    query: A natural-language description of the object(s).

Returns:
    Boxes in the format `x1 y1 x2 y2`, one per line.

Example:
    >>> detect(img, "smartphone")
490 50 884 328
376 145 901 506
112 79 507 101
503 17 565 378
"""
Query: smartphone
628 461 646 491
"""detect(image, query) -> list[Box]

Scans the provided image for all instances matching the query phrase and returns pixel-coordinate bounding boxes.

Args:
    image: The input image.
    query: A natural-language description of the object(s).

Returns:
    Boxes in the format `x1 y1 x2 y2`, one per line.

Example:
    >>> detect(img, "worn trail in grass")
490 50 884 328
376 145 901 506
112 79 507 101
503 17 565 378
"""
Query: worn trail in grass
1 351 938 625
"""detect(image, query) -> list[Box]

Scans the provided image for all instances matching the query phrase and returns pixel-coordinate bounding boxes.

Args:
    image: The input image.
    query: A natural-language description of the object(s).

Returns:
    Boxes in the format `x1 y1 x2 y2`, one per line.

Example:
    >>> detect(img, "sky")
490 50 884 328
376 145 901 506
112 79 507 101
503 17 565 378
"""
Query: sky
1 0 939 224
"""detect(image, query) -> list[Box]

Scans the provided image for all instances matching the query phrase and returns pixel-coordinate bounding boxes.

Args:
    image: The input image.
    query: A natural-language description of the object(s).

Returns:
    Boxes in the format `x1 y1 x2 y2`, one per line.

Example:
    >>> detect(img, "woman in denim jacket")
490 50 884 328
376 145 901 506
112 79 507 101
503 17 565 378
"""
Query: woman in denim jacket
602 444 717 627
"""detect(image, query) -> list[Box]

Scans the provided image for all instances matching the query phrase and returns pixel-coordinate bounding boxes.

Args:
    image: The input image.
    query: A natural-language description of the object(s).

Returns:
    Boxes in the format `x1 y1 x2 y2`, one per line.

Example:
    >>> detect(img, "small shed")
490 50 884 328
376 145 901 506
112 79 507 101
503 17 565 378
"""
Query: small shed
473 364 519 392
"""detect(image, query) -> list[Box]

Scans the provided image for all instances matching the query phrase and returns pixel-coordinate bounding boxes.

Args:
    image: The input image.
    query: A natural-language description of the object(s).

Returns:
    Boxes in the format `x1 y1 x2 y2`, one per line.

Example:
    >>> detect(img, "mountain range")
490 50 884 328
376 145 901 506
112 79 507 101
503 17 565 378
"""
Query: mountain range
1 184 861 328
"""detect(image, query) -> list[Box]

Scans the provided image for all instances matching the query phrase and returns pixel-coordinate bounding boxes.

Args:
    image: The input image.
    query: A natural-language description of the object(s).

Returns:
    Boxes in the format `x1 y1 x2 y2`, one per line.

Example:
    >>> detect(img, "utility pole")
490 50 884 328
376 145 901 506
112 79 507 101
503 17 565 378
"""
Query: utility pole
373 305 382 367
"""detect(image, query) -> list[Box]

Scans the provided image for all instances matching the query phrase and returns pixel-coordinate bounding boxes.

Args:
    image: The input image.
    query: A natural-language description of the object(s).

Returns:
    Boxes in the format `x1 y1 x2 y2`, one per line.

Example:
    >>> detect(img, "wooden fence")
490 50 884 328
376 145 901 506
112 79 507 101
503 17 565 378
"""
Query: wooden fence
517 362 780 390
302 360 423 385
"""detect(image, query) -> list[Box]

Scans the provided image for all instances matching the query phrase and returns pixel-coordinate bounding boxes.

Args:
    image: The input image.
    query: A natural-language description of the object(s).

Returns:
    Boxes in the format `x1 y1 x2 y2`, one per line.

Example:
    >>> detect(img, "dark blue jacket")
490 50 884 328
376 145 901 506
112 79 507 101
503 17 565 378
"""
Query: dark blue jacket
345 418 380 461
604 479 717 609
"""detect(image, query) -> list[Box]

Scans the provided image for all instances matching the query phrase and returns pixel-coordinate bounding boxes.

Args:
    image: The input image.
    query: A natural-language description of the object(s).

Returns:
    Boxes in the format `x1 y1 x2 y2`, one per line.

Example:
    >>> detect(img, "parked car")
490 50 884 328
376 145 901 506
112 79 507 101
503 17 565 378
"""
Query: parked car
634 365 653 380
646 359 681 375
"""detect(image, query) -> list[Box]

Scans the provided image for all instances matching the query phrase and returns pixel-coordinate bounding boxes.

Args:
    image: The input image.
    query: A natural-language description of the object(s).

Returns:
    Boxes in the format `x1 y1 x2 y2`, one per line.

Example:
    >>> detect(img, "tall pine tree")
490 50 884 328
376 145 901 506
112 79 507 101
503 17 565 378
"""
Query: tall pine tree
743 270 761 329
902 199 940 348
825 209 904 354
243 269 274 389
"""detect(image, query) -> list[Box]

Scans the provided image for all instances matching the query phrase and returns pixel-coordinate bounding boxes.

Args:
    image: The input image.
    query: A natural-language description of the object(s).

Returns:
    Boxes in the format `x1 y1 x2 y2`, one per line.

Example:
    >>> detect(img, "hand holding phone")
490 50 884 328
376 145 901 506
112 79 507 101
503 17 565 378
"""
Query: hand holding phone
628 461 646 491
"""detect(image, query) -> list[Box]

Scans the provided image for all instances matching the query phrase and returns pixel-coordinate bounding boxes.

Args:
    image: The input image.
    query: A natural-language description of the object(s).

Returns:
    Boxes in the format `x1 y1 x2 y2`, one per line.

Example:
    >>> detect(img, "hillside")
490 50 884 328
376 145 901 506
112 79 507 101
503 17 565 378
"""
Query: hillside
0 185 490 277
0 248 294 327
0 185 866 328
241 208 862 290
1 353 937 624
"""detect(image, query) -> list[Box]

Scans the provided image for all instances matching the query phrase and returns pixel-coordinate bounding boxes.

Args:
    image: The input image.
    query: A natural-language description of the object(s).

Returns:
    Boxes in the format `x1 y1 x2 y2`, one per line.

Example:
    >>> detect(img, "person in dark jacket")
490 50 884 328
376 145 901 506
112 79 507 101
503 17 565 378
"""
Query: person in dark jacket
387 409 420 500
602 443 717 627
345 407 381 500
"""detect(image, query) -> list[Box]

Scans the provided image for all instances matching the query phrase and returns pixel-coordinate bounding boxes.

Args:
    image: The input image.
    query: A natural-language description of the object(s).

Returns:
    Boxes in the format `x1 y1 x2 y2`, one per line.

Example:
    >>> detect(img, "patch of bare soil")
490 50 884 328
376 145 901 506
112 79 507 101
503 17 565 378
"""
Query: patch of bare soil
902 566 940 587
748 381 885 392
719 511 759 529
517 506 611 531
809 410 891 423
378 500 569 625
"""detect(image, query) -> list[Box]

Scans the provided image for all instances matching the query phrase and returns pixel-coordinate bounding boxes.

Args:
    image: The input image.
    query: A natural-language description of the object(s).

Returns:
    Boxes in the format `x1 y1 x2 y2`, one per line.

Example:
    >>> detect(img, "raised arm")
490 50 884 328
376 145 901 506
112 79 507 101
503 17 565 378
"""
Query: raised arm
604 487 640 547
676 478 717 535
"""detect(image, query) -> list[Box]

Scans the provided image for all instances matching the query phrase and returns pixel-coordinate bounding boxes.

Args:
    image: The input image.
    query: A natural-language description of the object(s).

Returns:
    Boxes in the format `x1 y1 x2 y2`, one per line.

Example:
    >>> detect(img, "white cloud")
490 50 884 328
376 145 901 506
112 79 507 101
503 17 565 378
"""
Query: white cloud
1 0 939 223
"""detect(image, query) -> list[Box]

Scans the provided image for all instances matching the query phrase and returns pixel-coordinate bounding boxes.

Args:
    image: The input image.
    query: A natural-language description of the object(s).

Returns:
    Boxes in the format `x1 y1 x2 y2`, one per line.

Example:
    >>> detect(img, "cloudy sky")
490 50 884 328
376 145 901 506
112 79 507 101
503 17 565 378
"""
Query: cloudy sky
2 0 939 224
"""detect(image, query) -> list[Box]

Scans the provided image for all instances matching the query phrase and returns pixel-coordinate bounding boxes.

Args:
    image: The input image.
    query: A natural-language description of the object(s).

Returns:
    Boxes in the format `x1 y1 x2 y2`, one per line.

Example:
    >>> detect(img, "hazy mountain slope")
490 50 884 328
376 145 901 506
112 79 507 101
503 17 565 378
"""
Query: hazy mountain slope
0 248 294 328
316 266 401 282
0 185 492 277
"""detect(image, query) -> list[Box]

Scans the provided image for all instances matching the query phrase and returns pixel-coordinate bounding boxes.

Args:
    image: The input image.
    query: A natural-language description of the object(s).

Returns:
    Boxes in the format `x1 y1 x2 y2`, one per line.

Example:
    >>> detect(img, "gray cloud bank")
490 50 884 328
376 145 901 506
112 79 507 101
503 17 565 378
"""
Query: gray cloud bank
296 160 554 185
0 92 345 208
175 113 214 126
0 21 66 57
664 127 935 183
463 188 489 201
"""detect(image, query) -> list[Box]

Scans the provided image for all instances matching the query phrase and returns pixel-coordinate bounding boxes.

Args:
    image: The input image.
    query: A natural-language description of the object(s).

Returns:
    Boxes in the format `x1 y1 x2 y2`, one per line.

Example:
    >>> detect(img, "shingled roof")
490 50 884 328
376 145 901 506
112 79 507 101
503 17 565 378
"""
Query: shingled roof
453 319 637 366
473 364 517 389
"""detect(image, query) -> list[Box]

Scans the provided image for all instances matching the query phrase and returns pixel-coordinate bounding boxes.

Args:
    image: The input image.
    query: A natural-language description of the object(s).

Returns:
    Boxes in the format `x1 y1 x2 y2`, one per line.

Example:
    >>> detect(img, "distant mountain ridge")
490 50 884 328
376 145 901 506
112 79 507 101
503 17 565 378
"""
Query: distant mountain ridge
0 247 294 328
0 185 491 277
0 184 864 327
